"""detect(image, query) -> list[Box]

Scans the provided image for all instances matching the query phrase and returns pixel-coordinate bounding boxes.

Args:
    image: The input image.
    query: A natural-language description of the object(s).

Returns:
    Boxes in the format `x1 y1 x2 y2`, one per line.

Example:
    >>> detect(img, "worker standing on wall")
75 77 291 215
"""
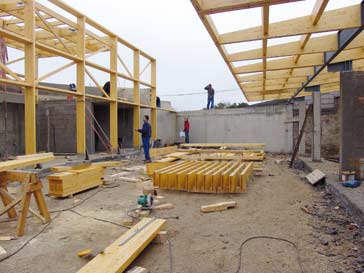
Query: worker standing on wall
205 83 215 110
136 115 152 163
184 118 190 143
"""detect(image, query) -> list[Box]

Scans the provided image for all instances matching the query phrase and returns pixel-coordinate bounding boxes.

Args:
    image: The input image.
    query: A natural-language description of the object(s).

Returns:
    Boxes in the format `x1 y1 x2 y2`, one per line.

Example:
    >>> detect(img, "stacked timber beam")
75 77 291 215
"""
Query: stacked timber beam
47 161 126 198
153 161 254 193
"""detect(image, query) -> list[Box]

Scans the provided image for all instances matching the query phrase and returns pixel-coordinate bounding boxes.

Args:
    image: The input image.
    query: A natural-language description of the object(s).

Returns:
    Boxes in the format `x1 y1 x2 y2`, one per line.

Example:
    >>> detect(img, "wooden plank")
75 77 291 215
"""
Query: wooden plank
200 201 237 213
77 218 166 273
240 162 254 192
229 162 246 193
150 146 178 157
306 169 326 185
0 153 55 172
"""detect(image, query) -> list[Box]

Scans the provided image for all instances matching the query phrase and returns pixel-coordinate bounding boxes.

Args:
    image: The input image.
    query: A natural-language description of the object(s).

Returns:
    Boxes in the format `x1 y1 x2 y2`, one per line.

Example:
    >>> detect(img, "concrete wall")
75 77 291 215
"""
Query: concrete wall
36 100 94 154
340 71 364 179
177 104 294 153
141 108 177 146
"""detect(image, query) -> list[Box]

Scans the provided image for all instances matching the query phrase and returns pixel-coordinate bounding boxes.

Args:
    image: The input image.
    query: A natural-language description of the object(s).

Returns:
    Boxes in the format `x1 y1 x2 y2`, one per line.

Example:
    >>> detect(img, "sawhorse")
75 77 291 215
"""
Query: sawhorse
0 170 51 237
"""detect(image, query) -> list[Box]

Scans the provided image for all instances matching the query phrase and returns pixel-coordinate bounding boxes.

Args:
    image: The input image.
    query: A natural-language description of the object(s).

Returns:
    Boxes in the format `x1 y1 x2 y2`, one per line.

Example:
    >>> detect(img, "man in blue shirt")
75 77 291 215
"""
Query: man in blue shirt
136 115 152 163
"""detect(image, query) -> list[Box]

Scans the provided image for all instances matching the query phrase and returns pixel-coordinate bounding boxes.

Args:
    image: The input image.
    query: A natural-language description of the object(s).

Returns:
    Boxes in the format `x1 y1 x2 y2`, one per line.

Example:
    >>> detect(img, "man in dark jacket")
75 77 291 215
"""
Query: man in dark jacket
204 83 215 110
136 115 152 162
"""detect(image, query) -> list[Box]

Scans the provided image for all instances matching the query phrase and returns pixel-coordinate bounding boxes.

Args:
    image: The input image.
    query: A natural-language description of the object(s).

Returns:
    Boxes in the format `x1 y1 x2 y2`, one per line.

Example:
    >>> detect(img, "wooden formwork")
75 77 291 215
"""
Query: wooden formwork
153 161 254 193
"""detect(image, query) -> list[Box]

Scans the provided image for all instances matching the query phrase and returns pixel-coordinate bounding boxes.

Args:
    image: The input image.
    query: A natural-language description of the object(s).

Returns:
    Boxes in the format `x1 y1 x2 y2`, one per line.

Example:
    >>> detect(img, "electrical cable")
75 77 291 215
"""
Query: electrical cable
234 236 306 273
0 212 62 263
167 238 173 273
158 88 240 97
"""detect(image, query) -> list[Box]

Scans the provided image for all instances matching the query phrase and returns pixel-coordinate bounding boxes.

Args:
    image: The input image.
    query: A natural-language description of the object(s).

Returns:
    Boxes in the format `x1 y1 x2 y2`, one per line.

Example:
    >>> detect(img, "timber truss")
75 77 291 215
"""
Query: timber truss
191 0 364 101
0 0 164 155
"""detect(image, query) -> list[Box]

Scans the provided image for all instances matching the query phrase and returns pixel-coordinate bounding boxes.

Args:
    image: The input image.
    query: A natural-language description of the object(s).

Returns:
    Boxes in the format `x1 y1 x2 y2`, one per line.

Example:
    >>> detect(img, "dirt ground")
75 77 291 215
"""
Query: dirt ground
0 156 363 273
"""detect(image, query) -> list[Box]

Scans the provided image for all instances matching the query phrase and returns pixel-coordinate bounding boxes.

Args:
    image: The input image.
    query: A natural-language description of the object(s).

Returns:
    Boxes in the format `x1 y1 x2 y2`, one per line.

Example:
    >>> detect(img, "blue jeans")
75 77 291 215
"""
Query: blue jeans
142 137 151 161
207 96 214 110
184 130 189 143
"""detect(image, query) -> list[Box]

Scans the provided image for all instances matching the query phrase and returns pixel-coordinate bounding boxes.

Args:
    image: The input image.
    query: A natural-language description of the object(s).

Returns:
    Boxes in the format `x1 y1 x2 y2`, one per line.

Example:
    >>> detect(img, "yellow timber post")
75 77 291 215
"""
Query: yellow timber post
24 0 36 154
133 50 140 148
76 16 86 155
151 60 157 140
110 36 118 151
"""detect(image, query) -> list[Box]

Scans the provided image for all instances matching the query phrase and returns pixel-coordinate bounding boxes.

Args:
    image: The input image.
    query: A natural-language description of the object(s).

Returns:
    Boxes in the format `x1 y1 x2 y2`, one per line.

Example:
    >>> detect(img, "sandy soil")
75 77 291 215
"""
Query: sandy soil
0 156 360 273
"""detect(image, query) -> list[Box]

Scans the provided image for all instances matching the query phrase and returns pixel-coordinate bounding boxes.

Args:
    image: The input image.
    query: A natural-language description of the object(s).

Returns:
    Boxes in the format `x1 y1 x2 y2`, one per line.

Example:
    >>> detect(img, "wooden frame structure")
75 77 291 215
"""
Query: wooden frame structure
191 0 364 101
0 0 170 155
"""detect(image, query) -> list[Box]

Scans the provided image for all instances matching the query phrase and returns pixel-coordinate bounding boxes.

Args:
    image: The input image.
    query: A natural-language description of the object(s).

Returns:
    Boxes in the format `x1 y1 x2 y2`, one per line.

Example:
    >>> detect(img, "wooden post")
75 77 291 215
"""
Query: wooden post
133 50 140 148
76 16 86 155
312 91 321 161
151 60 157 140
24 0 36 154
110 36 118 151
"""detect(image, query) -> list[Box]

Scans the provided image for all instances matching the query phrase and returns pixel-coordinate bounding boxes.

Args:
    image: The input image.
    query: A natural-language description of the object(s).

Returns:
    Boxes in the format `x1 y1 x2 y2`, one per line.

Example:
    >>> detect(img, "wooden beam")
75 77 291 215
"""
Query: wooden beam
76 218 166 273
0 153 55 172
133 50 141 148
219 5 361 44
235 48 364 74
196 0 303 14
76 16 86 155
24 0 36 155
229 33 364 61
109 36 118 151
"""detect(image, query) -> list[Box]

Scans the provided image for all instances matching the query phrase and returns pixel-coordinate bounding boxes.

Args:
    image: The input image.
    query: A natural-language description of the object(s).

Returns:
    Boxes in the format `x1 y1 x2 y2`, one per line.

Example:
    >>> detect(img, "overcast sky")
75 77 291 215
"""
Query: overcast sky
33 0 360 111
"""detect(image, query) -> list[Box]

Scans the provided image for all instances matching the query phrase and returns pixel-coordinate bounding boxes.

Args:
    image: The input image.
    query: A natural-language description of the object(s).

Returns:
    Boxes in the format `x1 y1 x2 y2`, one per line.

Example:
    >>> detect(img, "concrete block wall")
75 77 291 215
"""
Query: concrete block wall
0 103 24 156
177 104 294 153
140 108 177 146
36 100 94 154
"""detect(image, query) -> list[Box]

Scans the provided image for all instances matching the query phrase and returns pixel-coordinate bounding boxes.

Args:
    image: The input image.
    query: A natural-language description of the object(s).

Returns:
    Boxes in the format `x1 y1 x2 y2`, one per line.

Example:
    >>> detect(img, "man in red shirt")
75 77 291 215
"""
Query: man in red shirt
184 118 190 143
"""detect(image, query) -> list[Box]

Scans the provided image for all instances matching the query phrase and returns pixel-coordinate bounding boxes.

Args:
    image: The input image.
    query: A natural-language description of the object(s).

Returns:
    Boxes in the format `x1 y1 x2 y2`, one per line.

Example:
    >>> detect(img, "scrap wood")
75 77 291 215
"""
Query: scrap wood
0 245 6 256
152 203 175 210
306 169 326 185
92 160 128 168
76 218 166 273
200 201 237 213
150 146 178 157
0 236 16 241
126 266 149 273
152 231 168 244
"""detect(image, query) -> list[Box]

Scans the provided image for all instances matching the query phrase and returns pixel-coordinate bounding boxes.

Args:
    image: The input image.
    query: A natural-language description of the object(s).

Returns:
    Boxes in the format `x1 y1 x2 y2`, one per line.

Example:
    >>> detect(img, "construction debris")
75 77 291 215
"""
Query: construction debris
0 236 15 241
77 218 166 273
0 245 6 256
150 146 178 157
125 266 149 273
153 203 175 210
152 231 168 244
306 169 326 185
200 201 237 213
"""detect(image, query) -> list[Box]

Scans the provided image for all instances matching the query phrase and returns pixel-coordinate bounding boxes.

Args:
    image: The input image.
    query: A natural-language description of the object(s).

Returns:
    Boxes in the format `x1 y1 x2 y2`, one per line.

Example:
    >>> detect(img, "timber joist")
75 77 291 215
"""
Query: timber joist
0 0 166 155
190 0 364 101
153 160 255 193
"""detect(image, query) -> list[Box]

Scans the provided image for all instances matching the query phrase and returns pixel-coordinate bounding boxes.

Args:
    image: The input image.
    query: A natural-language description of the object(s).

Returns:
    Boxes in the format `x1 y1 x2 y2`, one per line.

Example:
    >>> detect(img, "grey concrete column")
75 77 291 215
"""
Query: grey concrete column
312 92 321 161
340 71 364 180
298 103 306 156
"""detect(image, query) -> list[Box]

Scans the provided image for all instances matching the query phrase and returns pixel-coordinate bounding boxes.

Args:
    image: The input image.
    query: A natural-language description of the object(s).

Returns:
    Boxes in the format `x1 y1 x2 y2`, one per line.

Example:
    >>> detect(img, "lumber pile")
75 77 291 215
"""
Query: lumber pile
77 218 166 273
153 161 254 193
150 146 178 157
180 143 266 148
48 161 126 197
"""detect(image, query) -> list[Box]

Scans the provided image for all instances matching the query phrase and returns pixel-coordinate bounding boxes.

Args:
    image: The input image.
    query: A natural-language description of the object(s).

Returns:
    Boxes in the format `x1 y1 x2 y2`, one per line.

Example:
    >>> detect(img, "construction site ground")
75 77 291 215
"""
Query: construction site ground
0 155 363 273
